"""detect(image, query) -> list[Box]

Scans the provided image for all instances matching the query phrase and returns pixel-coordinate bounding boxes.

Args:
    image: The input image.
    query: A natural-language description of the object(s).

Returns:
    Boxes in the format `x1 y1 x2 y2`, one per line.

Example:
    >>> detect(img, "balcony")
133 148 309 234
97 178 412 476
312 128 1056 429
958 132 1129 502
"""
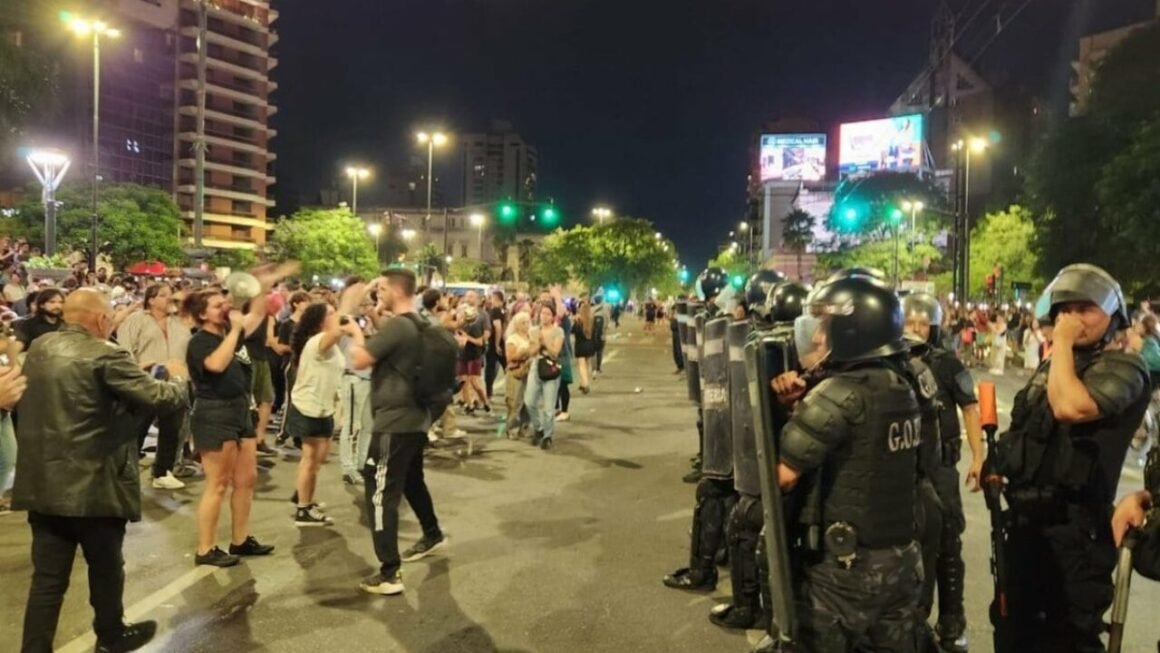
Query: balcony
177 184 273 206
177 78 266 106
178 130 268 155
179 26 265 58
180 0 274 30
177 106 267 131
180 209 272 229
179 52 267 81
177 157 268 179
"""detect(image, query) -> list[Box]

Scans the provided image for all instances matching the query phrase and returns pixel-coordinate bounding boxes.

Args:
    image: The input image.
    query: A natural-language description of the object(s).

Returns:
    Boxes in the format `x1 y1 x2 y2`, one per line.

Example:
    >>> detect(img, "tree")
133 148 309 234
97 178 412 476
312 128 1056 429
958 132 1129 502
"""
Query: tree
1027 22 1160 294
270 208 378 281
447 257 494 283
208 248 258 272
524 218 678 297
825 171 946 236
967 205 1041 298
411 242 444 286
817 238 941 282
17 182 185 270
782 209 816 280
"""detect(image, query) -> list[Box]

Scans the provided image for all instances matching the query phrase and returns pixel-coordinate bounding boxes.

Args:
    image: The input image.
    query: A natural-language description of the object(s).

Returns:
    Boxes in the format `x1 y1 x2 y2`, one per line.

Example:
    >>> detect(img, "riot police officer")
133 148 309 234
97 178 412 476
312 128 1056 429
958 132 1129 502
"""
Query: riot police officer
709 274 799 630
664 268 734 591
771 272 923 652
989 264 1149 653
902 292 983 653
684 267 727 484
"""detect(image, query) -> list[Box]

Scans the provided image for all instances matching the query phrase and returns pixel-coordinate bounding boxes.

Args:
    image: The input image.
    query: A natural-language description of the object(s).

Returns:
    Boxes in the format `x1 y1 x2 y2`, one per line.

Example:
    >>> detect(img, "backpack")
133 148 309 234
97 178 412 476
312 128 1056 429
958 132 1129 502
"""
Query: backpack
400 313 459 418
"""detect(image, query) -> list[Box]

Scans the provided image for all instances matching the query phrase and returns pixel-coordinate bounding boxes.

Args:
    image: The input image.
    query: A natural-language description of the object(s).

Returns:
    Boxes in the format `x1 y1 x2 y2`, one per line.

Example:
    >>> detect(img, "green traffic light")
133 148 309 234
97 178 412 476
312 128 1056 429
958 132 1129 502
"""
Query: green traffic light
542 205 558 224
888 207 904 224
499 203 517 223
731 275 745 288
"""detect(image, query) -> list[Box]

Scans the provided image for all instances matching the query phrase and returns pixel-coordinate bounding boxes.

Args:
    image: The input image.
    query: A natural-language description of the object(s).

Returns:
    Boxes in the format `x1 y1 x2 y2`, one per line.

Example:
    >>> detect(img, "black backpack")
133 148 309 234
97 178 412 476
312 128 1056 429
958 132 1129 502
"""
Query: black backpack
400 314 459 418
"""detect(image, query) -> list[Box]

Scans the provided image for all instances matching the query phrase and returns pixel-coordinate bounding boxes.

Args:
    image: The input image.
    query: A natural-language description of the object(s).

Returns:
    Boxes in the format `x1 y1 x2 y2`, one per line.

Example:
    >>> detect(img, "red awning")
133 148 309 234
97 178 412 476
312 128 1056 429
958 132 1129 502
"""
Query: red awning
127 261 168 276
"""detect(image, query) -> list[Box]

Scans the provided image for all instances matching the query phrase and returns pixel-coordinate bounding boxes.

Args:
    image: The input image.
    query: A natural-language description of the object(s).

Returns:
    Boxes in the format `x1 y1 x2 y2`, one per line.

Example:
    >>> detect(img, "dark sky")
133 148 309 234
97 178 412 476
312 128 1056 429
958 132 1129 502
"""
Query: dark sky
272 0 1155 268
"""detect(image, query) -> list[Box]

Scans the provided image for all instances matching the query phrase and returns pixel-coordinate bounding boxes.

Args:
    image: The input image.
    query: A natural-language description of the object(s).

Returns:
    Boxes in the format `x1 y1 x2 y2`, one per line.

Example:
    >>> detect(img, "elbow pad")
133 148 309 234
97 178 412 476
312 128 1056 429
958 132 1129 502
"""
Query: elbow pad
780 377 863 473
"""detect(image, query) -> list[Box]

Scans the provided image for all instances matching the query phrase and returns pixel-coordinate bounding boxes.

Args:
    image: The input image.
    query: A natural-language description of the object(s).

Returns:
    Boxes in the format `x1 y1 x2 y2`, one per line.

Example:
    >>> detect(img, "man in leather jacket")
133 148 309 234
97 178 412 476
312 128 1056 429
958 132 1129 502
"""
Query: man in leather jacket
13 289 190 653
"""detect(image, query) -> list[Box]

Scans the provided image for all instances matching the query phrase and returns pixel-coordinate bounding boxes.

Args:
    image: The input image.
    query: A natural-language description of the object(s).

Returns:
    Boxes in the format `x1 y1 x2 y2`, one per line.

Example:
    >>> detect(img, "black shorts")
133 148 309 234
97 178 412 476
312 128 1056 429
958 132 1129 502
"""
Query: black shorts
285 404 335 440
190 396 255 452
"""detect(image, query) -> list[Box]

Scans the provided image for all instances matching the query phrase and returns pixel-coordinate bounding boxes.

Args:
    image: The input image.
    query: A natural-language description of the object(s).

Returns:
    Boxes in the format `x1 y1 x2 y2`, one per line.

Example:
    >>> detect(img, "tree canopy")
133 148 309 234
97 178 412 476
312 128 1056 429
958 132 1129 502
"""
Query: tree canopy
529 217 679 296
18 182 185 270
269 208 378 281
966 205 1041 297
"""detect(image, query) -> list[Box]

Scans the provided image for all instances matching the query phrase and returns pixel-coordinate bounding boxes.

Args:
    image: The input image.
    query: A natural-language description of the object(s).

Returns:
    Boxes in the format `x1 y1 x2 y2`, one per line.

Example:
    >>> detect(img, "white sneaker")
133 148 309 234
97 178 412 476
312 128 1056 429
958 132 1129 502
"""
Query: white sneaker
151 472 185 490
555 412 570 422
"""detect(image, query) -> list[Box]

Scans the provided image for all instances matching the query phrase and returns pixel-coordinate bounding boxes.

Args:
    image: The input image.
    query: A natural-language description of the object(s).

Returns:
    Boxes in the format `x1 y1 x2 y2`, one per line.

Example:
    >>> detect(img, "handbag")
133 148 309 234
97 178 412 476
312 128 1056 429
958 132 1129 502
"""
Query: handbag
537 351 562 381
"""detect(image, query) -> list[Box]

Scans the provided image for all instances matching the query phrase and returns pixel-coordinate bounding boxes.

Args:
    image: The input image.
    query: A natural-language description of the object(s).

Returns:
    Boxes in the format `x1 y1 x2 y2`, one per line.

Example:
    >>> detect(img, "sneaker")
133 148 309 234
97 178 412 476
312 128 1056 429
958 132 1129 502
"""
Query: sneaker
555 412 570 422
360 571 404 595
95 620 157 653
151 472 186 490
256 442 278 457
173 464 200 479
481 403 492 414
402 535 445 562
195 546 239 567
288 492 327 510
295 506 334 527
229 535 275 557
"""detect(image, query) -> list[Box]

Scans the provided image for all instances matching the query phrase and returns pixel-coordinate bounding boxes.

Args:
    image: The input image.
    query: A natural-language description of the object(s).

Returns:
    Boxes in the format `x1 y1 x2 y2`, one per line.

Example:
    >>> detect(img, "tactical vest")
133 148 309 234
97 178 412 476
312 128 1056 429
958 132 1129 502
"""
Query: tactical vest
821 365 920 549
926 347 965 451
904 354 943 480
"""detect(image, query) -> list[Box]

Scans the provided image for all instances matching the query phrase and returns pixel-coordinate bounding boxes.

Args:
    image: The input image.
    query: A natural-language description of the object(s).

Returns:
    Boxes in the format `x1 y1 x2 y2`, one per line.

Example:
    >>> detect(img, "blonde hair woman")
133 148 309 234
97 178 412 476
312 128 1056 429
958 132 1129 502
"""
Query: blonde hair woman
573 299 597 393
503 312 534 437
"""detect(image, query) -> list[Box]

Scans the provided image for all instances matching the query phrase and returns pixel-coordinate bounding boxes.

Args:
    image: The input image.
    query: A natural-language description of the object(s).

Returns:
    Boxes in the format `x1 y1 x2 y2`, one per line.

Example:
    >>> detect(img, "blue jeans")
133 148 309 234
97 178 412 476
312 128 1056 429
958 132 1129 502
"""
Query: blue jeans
339 375 373 476
0 412 15 494
524 363 561 441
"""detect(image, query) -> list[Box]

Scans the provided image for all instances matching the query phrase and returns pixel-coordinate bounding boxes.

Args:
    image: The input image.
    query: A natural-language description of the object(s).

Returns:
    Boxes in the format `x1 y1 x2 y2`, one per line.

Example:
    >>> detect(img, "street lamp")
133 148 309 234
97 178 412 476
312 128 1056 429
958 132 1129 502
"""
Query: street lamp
655 232 662 240
591 207 612 224
25 149 71 256
345 166 370 217
416 131 448 233
952 137 989 298
401 228 416 241
367 222 382 263
470 213 485 259
62 11 120 269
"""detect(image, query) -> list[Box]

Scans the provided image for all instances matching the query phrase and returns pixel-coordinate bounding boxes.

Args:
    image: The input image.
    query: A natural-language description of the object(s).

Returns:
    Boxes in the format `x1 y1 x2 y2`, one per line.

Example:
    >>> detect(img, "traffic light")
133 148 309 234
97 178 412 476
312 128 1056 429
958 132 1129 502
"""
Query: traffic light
731 274 745 289
498 201 518 224
541 204 559 226
838 206 861 231
888 207 904 225
678 269 690 284
606 288 622 303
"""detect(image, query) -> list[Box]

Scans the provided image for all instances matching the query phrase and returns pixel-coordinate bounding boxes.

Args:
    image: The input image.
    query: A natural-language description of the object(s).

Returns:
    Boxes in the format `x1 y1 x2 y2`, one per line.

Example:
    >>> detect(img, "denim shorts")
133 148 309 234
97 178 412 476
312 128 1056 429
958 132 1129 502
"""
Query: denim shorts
285 403 335 440
190 396 255 452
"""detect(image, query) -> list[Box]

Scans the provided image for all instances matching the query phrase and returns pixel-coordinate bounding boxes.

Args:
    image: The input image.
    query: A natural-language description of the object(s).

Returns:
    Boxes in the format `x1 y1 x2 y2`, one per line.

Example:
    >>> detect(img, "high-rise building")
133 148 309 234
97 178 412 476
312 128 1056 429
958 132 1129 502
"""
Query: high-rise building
3 0 277 251
174 0 278 249
1070 14 1156 116
461 120 537 208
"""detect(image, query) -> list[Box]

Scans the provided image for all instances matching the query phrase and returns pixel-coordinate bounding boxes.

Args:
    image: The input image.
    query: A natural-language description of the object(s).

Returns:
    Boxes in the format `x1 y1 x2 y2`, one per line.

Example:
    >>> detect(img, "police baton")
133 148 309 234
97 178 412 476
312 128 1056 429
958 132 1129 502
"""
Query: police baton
1108 526 1140 653
978 382 1009 622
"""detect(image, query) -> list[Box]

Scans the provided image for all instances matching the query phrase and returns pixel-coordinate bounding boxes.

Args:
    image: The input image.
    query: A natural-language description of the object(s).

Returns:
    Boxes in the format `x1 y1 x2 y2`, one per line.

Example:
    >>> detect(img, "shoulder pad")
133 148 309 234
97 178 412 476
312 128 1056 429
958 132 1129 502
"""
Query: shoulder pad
809 375 867 424
1080 350 1149 416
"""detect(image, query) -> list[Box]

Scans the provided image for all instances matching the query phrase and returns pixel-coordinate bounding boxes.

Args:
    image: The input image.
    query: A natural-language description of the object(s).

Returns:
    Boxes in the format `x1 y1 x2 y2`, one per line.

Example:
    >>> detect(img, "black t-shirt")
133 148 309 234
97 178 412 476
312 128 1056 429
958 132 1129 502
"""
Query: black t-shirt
187 329 253 400
14 314 61 349
276 318 294 348
243 315 269 364
487 306 506 350
927 347 977 444
461 311 488 361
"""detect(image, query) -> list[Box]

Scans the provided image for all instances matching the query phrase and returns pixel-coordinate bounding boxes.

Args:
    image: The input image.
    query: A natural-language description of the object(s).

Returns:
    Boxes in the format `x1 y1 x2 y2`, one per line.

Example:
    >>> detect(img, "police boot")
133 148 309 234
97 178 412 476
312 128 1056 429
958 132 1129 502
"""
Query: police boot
683 457 702 484
709 602 766 630
934 613 968 653
662 566 717 591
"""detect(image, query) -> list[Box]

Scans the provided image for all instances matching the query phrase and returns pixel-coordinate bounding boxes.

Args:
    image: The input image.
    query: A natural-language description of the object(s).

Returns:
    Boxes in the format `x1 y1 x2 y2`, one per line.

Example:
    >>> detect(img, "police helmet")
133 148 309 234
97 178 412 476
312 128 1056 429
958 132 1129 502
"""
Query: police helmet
695 267 728 302
766 281 810 324
1041 263 1129 338
809 274 906 364
823 265 887 286
901 292 944 345
743 269 787 318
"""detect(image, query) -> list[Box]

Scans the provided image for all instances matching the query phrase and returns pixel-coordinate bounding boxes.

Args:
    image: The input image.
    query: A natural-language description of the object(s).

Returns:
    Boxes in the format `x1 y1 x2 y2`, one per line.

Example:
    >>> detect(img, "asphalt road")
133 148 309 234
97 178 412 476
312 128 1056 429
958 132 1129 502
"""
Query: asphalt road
1 322 1158 653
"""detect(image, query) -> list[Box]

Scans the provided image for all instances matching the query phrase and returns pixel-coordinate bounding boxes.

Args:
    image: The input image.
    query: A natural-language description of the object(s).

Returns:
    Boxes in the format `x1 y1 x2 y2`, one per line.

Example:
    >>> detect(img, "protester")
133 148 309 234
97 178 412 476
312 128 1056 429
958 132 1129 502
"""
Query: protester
456 291 491 414
273 290 311 446
337 288 375 485
503 311 533 438
243 302 279 457
484 290 507 401
525 301 565 449
117 282 192 490
4 271 26 304
351 269 445 596
573 298 597 392
8 288 64 366
14 289 187 653
287 292 365 526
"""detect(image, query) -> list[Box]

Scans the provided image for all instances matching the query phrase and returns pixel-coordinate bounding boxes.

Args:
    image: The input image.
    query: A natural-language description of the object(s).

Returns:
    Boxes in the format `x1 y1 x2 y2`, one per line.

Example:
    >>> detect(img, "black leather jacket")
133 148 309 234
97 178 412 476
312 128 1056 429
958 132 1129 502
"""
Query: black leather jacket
12 325 188 521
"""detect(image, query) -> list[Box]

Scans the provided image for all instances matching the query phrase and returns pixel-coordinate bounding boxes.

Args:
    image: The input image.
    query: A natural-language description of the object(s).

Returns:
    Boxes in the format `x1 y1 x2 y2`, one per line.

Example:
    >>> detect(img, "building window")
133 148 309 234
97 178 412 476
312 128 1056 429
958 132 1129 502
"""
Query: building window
460 243 468 258
232 200 253 215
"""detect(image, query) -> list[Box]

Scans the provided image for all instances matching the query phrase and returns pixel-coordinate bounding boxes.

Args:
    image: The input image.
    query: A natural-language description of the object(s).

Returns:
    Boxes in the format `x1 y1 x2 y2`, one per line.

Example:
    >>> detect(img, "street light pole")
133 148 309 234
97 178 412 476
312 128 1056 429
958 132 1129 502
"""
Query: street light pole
893 222 901 289
26 150 71 256
345 166 369 217
416 131 447 237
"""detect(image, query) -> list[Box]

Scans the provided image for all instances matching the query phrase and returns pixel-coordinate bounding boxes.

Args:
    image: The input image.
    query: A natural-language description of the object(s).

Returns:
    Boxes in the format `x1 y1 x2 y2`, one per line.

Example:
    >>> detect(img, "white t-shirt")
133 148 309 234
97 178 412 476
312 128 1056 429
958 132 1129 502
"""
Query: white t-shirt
291 332 346 418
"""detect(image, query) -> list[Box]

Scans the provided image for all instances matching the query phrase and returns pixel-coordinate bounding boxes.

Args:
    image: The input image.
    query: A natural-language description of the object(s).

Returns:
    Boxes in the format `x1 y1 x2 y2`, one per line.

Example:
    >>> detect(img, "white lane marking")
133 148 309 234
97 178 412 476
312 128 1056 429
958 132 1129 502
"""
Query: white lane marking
56 565 216 653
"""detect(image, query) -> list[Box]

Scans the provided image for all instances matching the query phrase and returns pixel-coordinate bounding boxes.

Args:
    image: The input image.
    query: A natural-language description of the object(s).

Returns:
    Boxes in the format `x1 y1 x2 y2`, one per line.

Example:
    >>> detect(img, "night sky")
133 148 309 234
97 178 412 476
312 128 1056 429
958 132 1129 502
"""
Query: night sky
272 0 1155 269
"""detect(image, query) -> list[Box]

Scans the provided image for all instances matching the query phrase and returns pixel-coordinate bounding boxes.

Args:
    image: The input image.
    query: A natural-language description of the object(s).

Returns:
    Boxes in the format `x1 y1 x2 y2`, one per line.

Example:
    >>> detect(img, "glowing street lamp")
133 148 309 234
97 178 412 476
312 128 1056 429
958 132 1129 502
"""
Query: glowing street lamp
345 165 370 216
401 228 416 241
25 149 71 256
591 206 612 224
62 11 120 268
416 130 448 231
952 135 992 298
367 222 383 263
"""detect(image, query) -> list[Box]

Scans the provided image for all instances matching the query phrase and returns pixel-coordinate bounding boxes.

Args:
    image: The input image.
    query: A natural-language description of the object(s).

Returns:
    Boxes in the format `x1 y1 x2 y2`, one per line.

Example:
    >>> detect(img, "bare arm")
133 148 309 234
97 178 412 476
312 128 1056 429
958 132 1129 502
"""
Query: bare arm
203 321 245 373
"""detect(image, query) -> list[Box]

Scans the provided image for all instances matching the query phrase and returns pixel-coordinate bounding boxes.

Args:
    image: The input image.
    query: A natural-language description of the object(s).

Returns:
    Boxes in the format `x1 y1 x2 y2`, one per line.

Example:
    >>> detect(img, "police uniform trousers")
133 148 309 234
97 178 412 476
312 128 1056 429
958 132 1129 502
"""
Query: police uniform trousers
993 503 1116 653
930 454 967 621
795 542 923 653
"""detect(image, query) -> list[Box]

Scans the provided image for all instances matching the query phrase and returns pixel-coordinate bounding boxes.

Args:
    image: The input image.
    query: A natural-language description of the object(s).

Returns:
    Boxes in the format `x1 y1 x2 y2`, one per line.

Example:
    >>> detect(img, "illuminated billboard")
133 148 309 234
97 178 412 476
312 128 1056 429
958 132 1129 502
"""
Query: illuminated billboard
759 133 827 182
838 114 924 174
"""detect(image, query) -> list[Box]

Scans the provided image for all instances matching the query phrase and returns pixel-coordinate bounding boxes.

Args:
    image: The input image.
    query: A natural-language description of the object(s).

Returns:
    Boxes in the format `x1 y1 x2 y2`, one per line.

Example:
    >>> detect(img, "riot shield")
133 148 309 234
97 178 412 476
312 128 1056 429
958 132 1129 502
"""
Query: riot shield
729 320 759 496
700 316 733 479
744 326 799 645
685 305 703 404
675 300 690 369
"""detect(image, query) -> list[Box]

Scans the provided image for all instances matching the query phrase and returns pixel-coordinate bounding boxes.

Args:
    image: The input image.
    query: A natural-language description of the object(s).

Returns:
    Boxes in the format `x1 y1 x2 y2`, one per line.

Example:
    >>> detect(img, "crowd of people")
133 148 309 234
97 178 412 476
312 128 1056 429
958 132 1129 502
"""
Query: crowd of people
0 254 621 652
